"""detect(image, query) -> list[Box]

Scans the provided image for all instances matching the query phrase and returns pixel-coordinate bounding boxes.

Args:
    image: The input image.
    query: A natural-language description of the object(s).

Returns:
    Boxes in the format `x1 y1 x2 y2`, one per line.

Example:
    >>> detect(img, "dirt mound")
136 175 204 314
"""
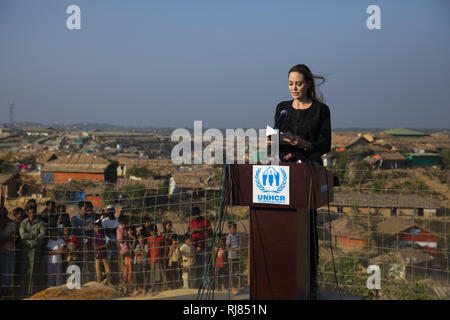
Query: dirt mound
26 282 122 300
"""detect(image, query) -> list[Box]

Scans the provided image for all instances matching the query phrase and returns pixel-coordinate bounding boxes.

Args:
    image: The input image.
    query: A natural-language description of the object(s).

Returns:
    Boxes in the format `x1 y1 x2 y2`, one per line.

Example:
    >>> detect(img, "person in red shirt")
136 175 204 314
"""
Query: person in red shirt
187 207 212 288
147 223 166 292
62 226 79 269
187 207 212 249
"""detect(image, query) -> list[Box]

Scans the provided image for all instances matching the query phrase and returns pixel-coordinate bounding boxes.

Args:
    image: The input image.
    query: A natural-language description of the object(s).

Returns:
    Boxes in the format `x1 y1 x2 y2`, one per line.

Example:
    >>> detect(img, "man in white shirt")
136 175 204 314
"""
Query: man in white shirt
47 229 66 287
102 205 120 233
101 205 120 284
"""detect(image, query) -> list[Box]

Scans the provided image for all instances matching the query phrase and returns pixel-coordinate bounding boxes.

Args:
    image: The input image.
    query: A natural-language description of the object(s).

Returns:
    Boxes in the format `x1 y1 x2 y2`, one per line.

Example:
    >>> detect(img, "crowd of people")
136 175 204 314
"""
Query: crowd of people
0 201 242 298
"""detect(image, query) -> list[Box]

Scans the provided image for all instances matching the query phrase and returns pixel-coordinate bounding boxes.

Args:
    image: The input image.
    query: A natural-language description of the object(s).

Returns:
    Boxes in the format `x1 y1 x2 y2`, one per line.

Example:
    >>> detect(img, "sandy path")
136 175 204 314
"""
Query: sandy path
116 288 246 300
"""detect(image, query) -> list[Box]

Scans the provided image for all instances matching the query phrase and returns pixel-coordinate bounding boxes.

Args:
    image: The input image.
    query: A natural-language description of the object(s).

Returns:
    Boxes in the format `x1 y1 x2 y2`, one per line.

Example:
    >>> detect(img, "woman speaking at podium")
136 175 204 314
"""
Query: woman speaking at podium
274 64 331 164
273 64 331 299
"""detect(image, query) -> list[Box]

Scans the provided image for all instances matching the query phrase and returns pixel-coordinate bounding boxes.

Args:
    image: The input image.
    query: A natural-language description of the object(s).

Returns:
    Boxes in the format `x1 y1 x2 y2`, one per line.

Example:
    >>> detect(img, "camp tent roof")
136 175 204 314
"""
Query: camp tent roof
42 153 110 173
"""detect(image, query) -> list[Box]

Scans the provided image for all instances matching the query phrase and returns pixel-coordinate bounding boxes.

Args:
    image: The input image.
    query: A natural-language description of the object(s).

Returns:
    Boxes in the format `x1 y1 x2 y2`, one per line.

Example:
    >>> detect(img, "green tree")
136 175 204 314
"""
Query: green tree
101 185 120 206
352 161 373 186
126 166 154 179
330 150 356 187
120 184 147 210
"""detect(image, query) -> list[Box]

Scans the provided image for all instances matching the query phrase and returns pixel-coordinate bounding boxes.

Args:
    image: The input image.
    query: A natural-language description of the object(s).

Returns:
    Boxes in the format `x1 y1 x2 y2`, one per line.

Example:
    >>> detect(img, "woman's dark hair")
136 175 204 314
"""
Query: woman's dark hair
94 221 105 235
25 199 37 211
149 223 158 234
13 207 24 217
288 64 325 102
162 219 172 231
46 200 55 207
191 207 201 217
118 215 128 224
59 213 71 227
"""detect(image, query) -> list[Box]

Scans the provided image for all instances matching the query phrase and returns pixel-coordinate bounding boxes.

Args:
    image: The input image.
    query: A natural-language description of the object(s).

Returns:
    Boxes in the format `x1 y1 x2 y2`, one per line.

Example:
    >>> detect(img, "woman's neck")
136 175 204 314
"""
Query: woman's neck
292 98 313 110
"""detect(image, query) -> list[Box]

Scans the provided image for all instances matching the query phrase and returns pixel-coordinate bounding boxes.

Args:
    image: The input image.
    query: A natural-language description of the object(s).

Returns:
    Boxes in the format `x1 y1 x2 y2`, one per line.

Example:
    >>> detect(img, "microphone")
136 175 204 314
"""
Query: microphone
266 109 289 137
274 110 288 130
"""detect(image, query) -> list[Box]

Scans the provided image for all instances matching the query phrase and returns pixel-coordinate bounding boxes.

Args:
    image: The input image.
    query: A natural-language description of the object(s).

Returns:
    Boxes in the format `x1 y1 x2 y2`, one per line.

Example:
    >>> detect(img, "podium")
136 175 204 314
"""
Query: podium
226 163 333 300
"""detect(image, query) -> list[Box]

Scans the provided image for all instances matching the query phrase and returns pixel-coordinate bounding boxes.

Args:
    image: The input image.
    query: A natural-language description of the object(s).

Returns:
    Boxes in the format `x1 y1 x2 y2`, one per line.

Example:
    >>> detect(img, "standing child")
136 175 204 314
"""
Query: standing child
161 219 174 290
167 234 182 289
93 222 111 284
140 217 152 238
215 237 228 291
132 234 148 295
47 228 66 287
117 216 132 290
180 234 195 289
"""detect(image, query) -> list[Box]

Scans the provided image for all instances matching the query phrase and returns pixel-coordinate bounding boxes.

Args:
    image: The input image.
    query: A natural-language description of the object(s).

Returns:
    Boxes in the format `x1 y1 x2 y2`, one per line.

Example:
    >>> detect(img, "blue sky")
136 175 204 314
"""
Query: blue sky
0 0 449 129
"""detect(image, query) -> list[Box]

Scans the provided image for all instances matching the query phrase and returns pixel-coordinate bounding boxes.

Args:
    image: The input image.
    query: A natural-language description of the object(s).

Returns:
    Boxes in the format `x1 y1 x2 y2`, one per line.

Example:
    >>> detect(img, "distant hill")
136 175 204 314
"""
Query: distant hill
2 122 448 135
333 128 448 134
2 122 175 135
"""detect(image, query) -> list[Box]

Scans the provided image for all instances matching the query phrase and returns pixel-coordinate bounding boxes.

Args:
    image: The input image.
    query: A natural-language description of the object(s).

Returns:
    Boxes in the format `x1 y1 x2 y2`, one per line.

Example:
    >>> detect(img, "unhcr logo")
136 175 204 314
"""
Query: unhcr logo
253 165 290 205
255 166 287 193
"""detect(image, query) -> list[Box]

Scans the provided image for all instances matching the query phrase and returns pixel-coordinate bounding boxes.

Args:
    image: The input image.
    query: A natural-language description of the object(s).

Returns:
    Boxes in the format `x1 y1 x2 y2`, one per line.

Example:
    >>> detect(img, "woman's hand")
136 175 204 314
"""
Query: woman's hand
267 134 291 146
281 132 297 145
280 132 312 150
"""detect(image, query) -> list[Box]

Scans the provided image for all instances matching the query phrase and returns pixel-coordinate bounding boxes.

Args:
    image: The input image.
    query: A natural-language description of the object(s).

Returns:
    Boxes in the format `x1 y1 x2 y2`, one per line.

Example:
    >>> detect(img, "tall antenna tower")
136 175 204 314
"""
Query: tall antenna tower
9 100 15 126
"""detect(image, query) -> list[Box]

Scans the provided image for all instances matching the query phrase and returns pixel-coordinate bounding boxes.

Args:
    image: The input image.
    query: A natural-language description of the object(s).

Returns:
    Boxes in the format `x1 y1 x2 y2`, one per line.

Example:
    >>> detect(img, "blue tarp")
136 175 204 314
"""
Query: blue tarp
54 190 86 203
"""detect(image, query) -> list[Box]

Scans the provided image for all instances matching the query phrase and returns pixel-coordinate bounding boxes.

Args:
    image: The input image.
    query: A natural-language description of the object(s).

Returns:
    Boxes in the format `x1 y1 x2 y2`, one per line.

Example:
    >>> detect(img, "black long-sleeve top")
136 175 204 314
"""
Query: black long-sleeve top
274 100 331 164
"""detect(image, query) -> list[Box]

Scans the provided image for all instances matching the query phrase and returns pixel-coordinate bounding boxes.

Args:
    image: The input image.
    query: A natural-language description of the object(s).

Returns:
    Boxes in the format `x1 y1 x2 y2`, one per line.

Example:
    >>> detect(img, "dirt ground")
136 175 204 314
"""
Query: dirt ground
25 281 121 300
26 282 247 300
117 288 246 300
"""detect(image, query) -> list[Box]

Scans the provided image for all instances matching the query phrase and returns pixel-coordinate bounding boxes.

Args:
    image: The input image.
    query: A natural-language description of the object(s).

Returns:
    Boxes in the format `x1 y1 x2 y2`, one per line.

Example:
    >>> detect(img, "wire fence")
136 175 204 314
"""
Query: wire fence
318 166 449 300
0 166 449 300
0 181 249 300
